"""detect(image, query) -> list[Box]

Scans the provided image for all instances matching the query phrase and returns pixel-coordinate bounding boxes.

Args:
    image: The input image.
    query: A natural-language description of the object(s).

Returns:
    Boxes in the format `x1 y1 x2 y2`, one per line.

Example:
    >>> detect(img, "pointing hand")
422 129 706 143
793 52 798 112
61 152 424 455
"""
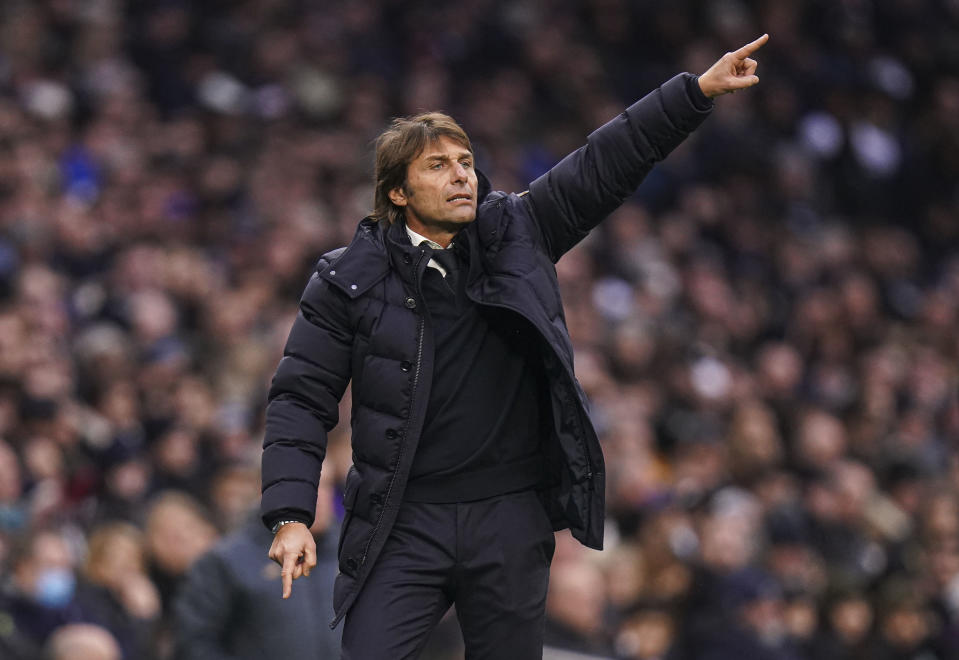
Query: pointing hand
698 34 769 98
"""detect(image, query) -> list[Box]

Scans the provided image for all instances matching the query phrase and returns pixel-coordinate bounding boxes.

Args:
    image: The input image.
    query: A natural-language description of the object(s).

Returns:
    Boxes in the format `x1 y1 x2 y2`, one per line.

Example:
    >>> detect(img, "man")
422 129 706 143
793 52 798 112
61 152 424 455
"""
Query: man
5 528 85 650
262 35 769 659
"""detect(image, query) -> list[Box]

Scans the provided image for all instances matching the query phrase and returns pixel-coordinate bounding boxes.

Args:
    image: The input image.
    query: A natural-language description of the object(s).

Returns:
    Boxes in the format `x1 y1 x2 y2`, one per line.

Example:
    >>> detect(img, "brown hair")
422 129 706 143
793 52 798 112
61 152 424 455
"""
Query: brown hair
373 112 472 225
84 522 146 584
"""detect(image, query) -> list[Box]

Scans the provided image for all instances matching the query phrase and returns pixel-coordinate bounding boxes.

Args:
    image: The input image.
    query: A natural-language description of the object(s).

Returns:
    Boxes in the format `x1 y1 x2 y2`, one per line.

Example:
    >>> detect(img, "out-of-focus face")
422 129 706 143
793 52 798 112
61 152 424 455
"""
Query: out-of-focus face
47 623 121 660
88 530 144 589
210 468 260 532
881 605 930 650
14 531 76 606
742 597 787 644
700 511 759 572
831 596 873 644
146 498 218 575
546 561 607 636
0 441 21 501
617 610 675 660
389 136 477 244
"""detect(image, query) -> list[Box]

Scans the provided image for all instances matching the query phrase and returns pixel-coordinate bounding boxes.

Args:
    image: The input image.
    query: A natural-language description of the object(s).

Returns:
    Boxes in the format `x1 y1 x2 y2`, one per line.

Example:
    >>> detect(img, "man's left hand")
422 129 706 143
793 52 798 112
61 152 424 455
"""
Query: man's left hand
698 34 769 98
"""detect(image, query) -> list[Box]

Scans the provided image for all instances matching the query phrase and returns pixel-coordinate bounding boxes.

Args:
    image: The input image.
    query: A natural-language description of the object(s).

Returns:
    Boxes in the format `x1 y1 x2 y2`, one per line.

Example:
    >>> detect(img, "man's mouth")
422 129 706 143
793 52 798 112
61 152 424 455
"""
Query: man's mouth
447 193 472 202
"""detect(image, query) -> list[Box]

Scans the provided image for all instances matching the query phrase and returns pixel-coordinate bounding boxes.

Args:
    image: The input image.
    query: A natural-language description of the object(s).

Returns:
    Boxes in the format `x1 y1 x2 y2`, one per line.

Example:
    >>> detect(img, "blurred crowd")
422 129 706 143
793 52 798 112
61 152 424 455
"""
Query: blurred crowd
0 0 958 659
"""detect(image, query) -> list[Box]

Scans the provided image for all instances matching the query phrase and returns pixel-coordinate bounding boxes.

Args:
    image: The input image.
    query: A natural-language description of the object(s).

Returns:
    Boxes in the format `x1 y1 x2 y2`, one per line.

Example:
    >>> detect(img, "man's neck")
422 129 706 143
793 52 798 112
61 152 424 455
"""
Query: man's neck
406 222 456 249
404 218 459 248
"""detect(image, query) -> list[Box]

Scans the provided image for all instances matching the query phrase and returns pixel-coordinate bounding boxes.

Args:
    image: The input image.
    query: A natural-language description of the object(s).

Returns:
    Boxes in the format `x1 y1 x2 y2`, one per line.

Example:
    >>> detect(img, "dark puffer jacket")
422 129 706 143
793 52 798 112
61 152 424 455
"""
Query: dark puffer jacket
261 73 713 628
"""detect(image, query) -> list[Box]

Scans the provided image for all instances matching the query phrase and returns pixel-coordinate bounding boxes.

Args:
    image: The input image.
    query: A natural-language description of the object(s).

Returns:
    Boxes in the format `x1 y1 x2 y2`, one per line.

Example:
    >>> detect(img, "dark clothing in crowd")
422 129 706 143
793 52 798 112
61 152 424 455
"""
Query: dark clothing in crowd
698 625 804 660
2 589 84 651
0 592 39 660
543 617 615 658
172 518 341 660
74 580 155 659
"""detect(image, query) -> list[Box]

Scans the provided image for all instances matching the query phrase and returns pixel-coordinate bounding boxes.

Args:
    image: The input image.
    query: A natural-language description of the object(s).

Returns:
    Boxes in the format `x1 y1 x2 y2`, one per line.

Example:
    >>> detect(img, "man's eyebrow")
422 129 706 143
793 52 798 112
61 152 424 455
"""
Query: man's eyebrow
423 152 473 162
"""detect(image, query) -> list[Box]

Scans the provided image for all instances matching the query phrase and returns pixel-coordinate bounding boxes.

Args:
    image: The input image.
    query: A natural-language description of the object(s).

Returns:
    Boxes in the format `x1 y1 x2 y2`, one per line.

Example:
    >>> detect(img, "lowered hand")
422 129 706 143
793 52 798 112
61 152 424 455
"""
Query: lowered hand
268 522 317 599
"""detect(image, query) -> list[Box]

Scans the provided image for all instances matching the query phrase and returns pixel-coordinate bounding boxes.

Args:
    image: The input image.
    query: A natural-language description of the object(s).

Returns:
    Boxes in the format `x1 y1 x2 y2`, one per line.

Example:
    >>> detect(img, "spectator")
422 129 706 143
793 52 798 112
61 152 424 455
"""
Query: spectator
699 568 803 660
44 623 122 660
0 440 26 534
811 589 879 660
873 578 942 660
615 606 677 660
75 522 160 659
172 477 340 659
143 491 218 656
4 528 83 649
144 492 218 609
544 560 614 657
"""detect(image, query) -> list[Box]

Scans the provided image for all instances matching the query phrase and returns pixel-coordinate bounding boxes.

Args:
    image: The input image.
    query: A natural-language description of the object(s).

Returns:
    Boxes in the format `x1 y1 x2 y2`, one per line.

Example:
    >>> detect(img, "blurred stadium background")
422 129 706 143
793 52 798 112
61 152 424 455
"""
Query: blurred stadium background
1 0 958 659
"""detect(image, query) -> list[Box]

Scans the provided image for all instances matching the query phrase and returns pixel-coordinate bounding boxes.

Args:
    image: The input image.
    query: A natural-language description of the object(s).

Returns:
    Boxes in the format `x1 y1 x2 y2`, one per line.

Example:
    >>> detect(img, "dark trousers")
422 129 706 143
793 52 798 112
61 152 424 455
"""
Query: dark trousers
341 489 556 660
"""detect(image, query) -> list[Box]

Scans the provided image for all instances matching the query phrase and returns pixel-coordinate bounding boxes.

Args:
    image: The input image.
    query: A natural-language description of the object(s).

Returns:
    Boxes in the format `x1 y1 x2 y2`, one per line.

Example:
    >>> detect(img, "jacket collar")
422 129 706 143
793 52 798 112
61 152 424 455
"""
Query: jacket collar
317 218 391 299
318 169 492 299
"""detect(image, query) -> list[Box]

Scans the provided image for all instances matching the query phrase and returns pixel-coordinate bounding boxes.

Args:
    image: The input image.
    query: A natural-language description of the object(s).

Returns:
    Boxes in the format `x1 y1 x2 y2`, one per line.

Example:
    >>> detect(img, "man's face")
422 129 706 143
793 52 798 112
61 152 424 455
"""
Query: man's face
389 136 478 242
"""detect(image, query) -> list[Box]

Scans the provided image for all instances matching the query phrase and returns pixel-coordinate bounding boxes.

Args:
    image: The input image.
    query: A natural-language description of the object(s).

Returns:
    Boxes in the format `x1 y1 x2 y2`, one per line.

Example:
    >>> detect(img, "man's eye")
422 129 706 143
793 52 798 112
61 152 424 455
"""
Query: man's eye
460 161 472 169
430 163 444 170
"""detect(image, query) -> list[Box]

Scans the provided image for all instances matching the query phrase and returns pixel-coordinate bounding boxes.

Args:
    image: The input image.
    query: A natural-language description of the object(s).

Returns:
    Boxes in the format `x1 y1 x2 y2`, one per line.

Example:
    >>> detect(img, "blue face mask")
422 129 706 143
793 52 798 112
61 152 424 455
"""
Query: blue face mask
34 568 76 609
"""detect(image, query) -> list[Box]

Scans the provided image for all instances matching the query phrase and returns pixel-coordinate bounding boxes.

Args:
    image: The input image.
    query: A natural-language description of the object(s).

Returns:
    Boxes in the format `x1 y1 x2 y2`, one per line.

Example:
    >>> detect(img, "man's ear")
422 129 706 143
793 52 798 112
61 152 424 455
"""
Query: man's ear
388 187 408 207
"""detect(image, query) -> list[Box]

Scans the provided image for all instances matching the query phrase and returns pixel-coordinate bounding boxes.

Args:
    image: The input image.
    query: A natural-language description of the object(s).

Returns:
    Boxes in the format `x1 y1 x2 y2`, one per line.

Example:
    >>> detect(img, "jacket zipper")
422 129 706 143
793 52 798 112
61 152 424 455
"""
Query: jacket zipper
359 248 428 565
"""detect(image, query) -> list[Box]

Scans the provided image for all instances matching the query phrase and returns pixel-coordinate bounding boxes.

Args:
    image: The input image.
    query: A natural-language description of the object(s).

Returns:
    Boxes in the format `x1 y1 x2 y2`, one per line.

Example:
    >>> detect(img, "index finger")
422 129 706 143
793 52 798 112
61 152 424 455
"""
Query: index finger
734 33 769 59
281 552 297 599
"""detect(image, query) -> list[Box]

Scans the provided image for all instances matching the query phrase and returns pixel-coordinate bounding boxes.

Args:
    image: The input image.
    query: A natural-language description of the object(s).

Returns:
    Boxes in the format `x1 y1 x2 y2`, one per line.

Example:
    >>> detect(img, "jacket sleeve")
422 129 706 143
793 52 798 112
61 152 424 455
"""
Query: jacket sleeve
260 257 353 530
526 73 713 261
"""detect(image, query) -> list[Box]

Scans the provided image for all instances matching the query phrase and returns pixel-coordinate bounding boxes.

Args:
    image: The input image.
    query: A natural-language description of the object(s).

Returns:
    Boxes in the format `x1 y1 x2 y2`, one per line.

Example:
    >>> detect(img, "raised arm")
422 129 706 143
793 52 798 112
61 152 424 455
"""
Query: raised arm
526 35 768 261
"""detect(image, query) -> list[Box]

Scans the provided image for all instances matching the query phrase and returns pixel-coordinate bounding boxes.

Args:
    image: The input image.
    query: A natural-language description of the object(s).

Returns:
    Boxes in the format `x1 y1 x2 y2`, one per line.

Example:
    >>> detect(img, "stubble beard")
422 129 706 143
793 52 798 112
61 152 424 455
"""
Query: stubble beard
403 189 476 235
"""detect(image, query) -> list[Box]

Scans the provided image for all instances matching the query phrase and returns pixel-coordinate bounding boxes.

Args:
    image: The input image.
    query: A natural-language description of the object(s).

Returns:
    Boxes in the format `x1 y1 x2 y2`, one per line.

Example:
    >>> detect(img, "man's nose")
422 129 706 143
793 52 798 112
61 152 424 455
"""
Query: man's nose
451 162 468 182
